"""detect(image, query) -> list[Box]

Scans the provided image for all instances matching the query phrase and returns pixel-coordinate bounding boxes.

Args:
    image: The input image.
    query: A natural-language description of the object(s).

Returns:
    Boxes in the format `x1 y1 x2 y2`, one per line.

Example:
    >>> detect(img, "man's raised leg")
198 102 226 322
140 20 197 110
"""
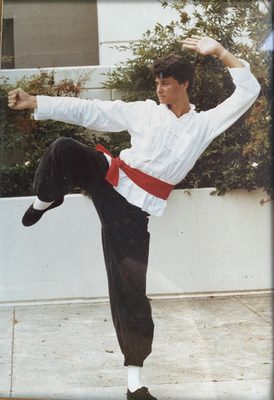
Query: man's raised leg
22 137 109 226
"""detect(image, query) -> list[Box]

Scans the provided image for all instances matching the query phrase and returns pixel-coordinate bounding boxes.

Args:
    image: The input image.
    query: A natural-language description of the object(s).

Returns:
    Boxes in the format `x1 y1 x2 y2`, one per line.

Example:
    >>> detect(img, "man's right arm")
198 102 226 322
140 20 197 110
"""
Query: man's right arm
8 88 150 134
8 88 128 132
8 88 37 110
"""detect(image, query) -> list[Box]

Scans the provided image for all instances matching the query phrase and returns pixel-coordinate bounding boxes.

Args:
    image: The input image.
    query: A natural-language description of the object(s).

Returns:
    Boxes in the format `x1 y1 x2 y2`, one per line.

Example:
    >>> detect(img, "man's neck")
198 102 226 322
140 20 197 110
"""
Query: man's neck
168 101 190 118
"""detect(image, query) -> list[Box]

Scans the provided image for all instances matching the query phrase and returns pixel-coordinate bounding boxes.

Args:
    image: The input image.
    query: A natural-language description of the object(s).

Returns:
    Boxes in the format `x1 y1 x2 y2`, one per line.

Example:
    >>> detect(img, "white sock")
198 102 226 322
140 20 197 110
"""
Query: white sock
33 197 54 210
127 365 143 393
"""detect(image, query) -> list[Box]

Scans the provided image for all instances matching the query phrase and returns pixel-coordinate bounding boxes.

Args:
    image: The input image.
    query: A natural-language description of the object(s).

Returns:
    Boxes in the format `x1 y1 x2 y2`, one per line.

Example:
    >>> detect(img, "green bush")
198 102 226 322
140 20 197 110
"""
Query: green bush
104 0 272 196
0 71 110 197
0 0 272 198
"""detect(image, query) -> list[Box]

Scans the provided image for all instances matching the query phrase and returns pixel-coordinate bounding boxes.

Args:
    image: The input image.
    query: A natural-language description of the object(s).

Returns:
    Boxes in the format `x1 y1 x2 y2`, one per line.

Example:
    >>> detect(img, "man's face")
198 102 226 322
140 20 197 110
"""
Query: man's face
155 76 189 106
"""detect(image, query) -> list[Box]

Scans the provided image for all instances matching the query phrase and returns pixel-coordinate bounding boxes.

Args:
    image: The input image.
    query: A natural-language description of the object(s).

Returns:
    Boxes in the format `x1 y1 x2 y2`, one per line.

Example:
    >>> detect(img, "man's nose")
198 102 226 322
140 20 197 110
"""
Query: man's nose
157 85 163 93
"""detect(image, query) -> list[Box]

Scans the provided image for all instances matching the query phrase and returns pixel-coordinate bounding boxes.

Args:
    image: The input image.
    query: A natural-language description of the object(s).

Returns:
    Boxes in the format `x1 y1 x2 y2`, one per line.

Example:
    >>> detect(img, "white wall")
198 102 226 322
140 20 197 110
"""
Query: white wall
95 1 252 65
0 189 272 303
96 0 181 65
0 66 113 101
0 65 128 103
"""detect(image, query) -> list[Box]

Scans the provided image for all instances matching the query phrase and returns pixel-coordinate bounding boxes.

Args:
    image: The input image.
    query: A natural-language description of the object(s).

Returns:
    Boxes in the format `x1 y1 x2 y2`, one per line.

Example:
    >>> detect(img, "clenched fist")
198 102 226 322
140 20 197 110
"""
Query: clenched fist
8 88 37 110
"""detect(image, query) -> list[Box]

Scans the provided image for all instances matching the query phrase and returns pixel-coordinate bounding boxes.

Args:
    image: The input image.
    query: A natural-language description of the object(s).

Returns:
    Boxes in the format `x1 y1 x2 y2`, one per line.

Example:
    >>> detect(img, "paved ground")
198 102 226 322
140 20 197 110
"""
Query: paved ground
0 292 273 400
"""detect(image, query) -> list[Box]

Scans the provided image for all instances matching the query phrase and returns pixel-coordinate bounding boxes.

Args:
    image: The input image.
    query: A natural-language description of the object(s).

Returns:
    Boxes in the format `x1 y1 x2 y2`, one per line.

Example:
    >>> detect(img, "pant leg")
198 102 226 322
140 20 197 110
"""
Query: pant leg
33 136 154 366
33 137 109 201
92 189 154 367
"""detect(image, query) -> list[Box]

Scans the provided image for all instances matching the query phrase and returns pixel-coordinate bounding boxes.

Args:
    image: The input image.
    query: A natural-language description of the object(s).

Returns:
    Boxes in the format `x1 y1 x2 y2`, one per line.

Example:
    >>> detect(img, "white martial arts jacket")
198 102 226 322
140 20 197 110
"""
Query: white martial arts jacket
34 60 261 217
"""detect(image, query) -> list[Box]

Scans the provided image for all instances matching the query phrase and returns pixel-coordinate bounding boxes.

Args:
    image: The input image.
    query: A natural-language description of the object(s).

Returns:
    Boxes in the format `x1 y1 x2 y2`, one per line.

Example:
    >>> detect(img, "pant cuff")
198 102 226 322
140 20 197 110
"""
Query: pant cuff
124 359 144 367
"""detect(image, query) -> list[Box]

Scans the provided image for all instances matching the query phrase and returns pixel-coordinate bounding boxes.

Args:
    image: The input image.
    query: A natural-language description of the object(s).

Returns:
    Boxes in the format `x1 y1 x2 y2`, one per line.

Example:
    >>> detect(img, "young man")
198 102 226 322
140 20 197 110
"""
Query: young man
8 36 260 400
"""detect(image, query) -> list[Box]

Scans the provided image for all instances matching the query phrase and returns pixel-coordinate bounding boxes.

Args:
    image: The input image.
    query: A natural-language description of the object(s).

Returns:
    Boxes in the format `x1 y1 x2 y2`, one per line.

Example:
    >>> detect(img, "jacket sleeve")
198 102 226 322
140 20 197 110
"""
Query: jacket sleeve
33 96 147 133
199 60 261 143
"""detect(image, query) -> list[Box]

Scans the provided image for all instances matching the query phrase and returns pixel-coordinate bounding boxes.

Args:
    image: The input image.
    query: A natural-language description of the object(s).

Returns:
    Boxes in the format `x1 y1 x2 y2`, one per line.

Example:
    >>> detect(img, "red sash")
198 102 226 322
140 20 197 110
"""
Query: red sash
96 144 174 200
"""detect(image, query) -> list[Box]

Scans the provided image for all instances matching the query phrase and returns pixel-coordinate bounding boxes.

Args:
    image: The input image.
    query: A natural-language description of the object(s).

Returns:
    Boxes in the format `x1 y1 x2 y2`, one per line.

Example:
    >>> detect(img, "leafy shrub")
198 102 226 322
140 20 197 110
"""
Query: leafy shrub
0 71 110 197
104 0 272 196
0 0 272 198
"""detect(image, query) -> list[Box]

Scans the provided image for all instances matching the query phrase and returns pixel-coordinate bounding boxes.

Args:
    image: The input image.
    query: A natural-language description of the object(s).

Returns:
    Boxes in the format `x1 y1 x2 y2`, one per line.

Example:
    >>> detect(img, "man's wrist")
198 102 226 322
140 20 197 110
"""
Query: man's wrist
215 47 245 68
218 49 229 61
215 45 228 60
30 95 37 109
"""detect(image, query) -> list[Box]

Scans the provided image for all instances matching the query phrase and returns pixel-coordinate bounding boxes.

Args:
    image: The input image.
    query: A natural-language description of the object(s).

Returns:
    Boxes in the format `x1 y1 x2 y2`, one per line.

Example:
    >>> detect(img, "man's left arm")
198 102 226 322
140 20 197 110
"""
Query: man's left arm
182 35 244 68
182 36 261 141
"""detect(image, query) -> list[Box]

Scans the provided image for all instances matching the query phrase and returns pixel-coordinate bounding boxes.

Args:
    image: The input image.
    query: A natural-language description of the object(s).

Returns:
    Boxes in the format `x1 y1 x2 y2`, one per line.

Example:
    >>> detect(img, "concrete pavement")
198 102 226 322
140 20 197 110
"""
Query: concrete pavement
0 292 273 399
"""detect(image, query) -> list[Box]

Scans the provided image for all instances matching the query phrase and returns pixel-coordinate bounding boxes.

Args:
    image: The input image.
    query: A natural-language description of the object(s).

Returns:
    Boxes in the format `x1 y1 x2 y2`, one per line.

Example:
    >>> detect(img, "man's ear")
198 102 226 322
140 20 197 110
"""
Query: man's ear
181 81 189 90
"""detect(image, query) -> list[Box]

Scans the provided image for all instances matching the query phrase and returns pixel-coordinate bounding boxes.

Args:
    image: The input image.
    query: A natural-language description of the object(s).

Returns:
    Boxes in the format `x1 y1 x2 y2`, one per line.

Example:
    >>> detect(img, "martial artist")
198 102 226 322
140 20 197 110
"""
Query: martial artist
8 36 260 400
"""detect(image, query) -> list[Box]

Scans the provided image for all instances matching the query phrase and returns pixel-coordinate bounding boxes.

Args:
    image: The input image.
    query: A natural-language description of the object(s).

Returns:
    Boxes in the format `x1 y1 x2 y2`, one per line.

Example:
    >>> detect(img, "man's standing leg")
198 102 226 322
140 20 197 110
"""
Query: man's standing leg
91 182 157 399
102 210 156 399
101 213 153 366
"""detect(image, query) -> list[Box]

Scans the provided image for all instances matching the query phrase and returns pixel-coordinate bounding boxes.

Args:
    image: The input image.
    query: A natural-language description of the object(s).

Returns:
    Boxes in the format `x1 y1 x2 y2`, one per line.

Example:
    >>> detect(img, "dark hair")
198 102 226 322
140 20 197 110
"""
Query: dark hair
152 54 194 92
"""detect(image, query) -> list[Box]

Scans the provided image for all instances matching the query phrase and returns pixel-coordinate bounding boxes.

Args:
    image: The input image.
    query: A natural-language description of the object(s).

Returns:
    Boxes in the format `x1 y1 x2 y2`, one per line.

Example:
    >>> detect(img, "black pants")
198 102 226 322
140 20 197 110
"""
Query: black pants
34 137 154 367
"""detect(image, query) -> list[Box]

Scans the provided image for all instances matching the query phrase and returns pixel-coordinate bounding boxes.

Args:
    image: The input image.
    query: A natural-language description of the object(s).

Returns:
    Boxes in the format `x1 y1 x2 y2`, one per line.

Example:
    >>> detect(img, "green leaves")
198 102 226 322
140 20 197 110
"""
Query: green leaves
0 0 271 197
104 0 272 196
0 71 98 197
